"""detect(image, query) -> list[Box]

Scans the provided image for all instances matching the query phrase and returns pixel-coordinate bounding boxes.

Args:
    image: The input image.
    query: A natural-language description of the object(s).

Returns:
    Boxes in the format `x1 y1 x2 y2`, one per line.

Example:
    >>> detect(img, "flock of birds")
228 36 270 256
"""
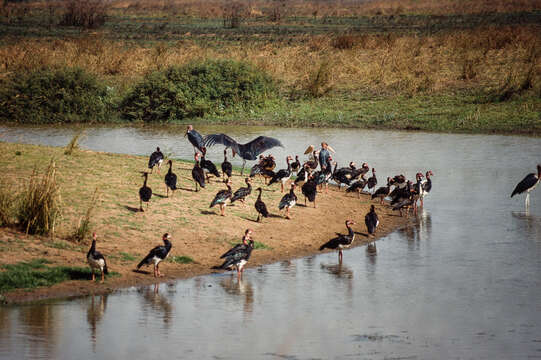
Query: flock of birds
86 125 541 281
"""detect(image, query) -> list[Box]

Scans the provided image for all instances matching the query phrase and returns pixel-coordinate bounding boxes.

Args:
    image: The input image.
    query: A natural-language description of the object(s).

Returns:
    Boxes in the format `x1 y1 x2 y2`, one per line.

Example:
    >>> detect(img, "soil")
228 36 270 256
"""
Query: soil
0 143 408 304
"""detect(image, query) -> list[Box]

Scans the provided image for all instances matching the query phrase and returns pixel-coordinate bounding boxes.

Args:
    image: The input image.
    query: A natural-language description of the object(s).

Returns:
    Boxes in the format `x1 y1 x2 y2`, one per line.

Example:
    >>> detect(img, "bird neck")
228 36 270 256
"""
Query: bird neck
143 176 148 186
346 225 354 237
257 189 262 199
163 239 172 250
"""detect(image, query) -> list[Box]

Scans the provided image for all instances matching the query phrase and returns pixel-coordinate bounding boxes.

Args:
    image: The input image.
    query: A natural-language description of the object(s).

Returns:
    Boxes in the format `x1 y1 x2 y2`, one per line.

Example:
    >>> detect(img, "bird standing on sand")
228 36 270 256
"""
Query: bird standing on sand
222 149 233 180
511 164 541 208
185 125 205 154
139 172 152 211
231 177 252 204
148 147 164 174
203 133 283 175
268 155 293 193
213 229 255 278
201 147 221 181
192 153 205 192
367 168 377 193
319 220 355 263
87 233 109 283
372 177 392 204
301 174 317 208
164 160 177 197
255 187 269 222
365 205 379 237
210 179 233 216
137 233 172 277
279 183 297 219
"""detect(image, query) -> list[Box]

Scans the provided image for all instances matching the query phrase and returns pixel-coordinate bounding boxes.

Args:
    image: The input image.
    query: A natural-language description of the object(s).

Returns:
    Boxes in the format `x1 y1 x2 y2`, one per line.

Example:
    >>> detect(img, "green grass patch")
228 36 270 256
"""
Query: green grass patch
168 255 194 264
0 258 119 293
254 241 272 250
119 252 137 262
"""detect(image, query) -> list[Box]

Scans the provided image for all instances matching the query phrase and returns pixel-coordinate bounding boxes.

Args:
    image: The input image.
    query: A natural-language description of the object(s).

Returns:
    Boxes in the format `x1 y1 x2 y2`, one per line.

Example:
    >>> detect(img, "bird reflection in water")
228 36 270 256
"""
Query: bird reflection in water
220 276 255 314
511 211 541 237
400 211 432 244
320 262 353 280
86 294 108 351
140 283 173 328
366 241 377 264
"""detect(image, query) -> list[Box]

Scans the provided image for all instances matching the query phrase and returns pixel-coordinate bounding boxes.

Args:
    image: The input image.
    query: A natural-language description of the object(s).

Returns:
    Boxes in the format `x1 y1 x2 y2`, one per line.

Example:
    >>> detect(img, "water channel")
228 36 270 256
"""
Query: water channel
0 125 540 359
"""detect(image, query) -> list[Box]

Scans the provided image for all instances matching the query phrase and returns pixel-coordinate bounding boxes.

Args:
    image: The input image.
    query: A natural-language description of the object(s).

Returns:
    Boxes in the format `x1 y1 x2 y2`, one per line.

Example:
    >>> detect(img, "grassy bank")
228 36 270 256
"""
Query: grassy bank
0 1 539 134
0 141 406 301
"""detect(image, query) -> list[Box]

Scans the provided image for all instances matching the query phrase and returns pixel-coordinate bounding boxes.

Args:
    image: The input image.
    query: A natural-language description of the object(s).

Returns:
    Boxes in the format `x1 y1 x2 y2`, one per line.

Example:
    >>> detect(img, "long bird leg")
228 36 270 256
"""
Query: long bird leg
314 198 316 208
305 196 307 206
91 270 95 282
220 204 225 216
256 213 261 222
338 250 343 263
100 269 105 283
526 192 530 208
241 159 246 176
140 200 144 212
285 207 291 220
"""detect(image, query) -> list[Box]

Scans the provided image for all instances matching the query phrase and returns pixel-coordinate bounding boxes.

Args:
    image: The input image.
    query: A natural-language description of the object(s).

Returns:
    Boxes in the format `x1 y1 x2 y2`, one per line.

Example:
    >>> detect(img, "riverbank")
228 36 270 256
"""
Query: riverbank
0 141 408 304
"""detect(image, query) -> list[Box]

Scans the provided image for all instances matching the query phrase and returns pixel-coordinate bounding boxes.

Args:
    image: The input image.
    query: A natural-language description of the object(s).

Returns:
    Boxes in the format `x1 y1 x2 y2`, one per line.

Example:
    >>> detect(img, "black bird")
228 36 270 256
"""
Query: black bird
372 177 392 205
291 155 301 175
511 164 541 208
192 153 205 192
185 125 205 154
332 162 353 189
210 179 233 216
231 177 252 204
301 174 318 208
304 150 319 171
346 178 368 198
254 187 269 222
390 180 412 205
279 183 297 219
221 149 233 180
213 231 255 278
139 172 152 211
350 162 370 181
87 233 109 283
294 165 310 185
319 220 355 263
268 155 293 193
392 195 415 218
420 170 434 208
203 134 283 175
367 168 377 193
137 233 172 277
148 147 164 174
219 229 253 260
164 160 177 197
365 205 379 237
201 147 220 181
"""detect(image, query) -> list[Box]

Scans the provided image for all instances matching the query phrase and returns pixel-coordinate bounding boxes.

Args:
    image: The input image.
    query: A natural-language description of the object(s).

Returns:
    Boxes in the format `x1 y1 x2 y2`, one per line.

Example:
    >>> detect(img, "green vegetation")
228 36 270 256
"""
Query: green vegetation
71 187 99 243
0 67 112 124
0 258 118 293
119 252 137 262
168 255 195 264
16 160 60 235
120 60 276 122
254 241 271 250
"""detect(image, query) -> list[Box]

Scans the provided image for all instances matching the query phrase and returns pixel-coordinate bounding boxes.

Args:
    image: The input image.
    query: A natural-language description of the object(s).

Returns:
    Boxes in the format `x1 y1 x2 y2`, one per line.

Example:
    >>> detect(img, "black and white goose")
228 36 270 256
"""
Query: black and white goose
278 183 297 219
136 233 172 277
192 153 205 192
231 177 252 204
290 155 301 175
255 187 269 222
201 147 221 181
365 205 379 237
185 125 205 154
148 147 164 174
221 149 233 180
372 177 392 204
420 170 434 208
346 177 368 198
511 164 541 208
164 160 177 197
301 174 318 208
268 156 293 193
139 172 152 211
294 165 310 186
332 162 354 189
367 168 377 193
319 220 355 263
213 230 255 278
210 179 233 216
87 233 109 283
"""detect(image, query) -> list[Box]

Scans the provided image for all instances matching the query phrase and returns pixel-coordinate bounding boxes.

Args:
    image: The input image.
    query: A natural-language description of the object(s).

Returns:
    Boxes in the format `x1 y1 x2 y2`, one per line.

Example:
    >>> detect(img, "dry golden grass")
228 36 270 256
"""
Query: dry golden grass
0 26 538 95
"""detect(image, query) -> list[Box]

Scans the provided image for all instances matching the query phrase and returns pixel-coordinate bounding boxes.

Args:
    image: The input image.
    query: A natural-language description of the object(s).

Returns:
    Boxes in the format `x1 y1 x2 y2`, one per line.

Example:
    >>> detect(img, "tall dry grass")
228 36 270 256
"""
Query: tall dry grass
16 160 61 236
0 26 539 96
71 187 99 243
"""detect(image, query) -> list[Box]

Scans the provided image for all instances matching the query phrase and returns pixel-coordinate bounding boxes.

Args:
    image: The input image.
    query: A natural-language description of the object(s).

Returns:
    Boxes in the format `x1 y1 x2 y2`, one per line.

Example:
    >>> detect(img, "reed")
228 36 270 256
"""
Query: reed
0 179 14 227
71 187 99 243
64 130 84 155
16 160 60 236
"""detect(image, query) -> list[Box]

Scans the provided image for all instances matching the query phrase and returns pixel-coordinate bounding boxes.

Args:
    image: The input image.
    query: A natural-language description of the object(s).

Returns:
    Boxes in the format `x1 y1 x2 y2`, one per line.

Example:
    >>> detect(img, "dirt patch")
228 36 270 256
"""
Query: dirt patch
0 142 408 304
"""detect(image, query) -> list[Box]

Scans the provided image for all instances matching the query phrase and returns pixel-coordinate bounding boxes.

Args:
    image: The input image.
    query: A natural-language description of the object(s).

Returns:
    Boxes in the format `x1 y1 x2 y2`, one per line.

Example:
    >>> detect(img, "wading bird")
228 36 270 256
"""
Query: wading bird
319 220 355 263
365 205 379 237
137 233 172 277
203 134 283 175
213 229 255 278
87 233 108 283
372 177 392 204
511 165 541 208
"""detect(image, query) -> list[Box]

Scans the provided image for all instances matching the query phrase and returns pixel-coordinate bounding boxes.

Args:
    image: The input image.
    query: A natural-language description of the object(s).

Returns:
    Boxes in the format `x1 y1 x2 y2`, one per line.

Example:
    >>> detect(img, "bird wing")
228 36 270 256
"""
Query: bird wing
137 245 165 268
242 136 283 157
511 173 537 197
148 151 163 168
231 187 250 202
203 134 241 154
188 130 205 151
220 243 246 259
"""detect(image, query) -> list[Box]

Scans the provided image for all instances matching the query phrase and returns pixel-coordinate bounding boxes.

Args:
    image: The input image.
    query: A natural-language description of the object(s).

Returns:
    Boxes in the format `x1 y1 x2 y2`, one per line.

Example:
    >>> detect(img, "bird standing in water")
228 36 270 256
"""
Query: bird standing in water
511 165 541 209
87 233 109 283
365 205 379 237
213 229 255 278
319 220 355 263
137 233 172 277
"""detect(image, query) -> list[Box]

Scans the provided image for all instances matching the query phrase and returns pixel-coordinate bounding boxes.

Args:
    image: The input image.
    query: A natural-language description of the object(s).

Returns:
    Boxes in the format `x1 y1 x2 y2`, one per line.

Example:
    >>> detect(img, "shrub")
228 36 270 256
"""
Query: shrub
332 34 357 50
306 61 333 97
120 60 276 122
0 67 111 124
71 187 99 243
64 130 84 155
16 160 60 236
60 0 108 29
0 179 14 227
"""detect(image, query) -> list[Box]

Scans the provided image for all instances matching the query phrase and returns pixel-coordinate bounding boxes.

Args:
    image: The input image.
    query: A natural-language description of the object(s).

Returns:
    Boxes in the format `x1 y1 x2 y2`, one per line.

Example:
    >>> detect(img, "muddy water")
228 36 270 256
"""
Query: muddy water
1 125 541 359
